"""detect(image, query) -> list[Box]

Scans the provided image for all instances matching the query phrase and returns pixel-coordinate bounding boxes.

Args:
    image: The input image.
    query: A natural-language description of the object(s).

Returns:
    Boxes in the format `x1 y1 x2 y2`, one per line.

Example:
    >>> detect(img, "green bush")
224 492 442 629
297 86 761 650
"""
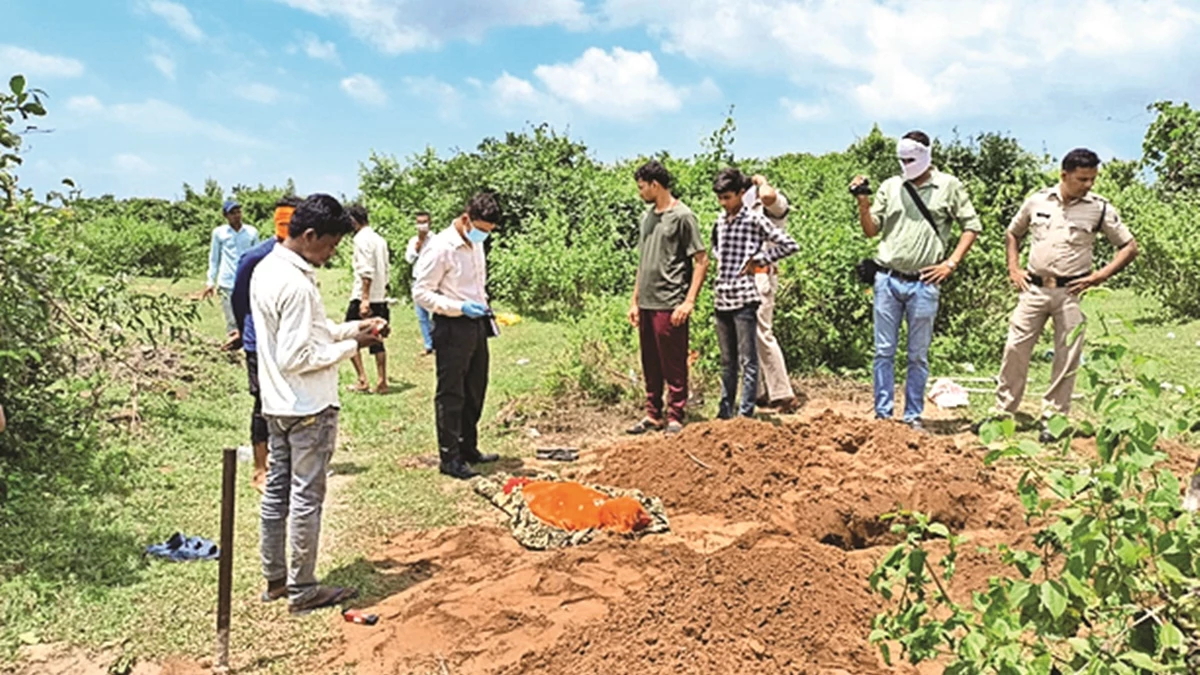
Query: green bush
74 215 198 278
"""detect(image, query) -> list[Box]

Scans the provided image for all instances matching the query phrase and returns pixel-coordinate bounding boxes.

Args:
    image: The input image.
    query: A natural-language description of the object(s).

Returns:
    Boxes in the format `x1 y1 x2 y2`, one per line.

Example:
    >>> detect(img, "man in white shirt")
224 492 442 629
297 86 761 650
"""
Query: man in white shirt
404 211 435 355
743 175 799 413
250 194 385 615
345 204 393 394
201 199 259 336
413 193 503 480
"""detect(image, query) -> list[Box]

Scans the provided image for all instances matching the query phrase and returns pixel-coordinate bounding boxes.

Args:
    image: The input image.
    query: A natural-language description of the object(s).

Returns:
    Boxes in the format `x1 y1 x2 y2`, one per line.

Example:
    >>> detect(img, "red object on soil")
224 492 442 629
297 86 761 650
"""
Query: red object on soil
502 476 533 495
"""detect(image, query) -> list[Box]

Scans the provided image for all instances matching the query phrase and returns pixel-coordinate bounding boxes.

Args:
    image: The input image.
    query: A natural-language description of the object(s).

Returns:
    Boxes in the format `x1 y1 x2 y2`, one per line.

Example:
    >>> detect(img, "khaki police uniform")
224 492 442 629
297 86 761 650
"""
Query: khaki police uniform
996 185 1134 415
744 187 795 404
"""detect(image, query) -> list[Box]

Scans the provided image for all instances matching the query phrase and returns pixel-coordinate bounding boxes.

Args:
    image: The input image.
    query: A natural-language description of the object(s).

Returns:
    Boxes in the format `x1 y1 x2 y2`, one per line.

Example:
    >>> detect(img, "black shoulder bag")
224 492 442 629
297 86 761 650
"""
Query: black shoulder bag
855 181 940 284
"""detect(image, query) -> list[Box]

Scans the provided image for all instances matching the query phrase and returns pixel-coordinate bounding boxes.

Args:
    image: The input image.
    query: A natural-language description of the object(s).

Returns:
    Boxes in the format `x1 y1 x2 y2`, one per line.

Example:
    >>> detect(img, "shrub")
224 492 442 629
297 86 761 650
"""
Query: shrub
74 215 198 278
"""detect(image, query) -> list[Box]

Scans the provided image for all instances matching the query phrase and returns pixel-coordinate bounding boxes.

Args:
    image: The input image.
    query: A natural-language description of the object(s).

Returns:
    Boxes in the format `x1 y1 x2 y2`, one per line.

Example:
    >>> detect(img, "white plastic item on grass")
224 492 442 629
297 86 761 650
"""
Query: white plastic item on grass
927 378 970 409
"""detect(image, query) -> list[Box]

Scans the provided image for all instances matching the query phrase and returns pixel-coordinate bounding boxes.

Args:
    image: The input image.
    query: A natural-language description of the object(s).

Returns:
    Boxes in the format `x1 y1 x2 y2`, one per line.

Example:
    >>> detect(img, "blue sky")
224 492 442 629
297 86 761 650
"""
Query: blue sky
5 0 1200 200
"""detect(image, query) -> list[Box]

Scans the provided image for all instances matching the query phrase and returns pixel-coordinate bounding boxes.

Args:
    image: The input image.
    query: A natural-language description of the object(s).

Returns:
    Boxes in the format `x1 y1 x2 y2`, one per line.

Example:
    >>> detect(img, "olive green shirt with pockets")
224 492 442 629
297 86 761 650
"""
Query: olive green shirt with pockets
870 170 982 273
636 202 705 311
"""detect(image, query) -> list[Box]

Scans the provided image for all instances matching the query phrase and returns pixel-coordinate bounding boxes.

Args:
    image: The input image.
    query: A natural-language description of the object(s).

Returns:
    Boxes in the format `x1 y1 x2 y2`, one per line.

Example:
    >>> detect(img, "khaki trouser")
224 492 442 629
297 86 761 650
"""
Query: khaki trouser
996 285 1086 415
754 272 795 402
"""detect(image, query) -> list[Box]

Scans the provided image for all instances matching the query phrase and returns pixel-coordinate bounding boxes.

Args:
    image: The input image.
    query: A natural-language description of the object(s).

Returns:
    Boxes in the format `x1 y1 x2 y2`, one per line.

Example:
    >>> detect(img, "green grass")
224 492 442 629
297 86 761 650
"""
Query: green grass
0 268 570 672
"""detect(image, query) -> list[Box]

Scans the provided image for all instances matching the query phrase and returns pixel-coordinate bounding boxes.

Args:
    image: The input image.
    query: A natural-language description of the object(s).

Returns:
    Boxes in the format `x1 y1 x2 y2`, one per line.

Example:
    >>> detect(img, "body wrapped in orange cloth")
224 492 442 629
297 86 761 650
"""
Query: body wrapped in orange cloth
503 477 652 533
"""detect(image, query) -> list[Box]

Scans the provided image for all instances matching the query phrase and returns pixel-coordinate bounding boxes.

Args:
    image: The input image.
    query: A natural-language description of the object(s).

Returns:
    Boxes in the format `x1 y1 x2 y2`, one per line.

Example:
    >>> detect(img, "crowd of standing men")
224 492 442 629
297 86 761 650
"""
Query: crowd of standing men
202 130 1137 615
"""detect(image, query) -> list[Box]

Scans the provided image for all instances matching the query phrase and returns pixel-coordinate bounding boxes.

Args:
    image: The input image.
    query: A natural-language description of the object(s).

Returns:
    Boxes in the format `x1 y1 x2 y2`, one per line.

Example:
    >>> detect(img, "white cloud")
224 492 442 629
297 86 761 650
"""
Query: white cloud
145 0 205 42
401 76 462 118
532 47 684 119
491 72 543 107
0 45 84 78
271 0 589 54
112 153 156 174
603 0 1200 120
780 98 828 121
291 32 339 63
66 95 104 115
149 53 176 80
65 96 263 147
238 82 281 104
341 74 387 106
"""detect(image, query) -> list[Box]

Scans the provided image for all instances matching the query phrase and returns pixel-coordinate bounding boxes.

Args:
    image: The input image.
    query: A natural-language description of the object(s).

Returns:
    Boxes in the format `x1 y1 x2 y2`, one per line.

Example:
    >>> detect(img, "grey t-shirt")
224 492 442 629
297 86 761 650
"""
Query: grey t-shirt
636 201 705 311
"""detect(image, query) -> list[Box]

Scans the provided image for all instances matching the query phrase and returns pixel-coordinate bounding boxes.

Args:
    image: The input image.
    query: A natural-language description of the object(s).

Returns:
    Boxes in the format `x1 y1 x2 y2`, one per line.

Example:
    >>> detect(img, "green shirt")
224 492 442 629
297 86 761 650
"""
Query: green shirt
636 201 705 311
870 170 982 273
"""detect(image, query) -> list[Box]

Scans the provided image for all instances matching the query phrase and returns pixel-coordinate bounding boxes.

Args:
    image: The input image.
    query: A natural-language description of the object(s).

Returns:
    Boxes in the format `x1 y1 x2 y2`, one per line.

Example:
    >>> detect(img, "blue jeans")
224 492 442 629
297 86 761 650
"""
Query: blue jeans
415 303 434 351
715 303 760 419
873 273 940 422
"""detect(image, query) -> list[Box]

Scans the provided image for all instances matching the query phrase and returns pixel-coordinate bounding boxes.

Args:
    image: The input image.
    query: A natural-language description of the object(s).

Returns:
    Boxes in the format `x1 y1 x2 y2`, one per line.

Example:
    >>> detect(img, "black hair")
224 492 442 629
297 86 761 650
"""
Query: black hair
1062 148 1101 172
275 195 303 208
288 193 353 239
346 203 369 226
634 159 673 190
415 210 431 220
902 130 931 147
466 192 502 223
712 167 750 194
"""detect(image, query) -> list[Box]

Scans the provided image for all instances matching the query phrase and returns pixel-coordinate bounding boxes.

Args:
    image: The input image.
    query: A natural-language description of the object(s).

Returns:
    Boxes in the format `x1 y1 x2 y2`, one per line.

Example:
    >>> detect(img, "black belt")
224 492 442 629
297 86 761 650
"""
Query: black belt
879 267 922 283
1028 273 1086 289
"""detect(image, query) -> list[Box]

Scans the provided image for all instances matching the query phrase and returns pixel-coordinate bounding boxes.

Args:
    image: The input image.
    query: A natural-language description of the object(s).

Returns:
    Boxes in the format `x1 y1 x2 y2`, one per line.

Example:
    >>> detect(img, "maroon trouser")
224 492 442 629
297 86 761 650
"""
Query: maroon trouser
638 309 689 424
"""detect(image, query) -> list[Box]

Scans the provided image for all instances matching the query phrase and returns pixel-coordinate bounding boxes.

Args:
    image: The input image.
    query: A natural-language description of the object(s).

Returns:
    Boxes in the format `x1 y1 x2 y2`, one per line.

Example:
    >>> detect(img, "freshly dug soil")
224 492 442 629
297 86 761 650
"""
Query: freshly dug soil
319 411 1027 674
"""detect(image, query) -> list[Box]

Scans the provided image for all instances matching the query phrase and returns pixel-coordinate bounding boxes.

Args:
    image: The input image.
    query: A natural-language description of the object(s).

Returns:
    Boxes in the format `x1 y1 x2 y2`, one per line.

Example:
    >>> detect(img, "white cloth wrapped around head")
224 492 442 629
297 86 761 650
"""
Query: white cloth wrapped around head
897 137 932 181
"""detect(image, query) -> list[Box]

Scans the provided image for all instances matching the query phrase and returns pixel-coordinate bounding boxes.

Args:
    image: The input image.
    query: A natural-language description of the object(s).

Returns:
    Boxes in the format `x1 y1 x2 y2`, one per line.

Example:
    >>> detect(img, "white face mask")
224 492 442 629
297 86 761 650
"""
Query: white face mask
897 138 932 181
416 222 430 233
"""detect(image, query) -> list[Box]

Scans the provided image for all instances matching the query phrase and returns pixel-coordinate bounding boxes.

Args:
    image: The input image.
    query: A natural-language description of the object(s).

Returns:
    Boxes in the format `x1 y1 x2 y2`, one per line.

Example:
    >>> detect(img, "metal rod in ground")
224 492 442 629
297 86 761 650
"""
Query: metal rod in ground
215 447 237 673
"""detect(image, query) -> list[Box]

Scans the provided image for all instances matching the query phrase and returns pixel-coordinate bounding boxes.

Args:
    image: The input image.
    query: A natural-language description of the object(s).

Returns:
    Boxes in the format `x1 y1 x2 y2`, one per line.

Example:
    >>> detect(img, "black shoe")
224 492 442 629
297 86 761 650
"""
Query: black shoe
463 449 500 464
439 456 478 480
907 419 926 433
1038 427 1056 445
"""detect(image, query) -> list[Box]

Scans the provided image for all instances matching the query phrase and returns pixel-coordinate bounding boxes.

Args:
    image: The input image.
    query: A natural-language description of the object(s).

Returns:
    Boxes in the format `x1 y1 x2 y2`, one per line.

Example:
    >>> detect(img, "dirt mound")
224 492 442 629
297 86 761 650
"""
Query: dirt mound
500 531 886 675
590 411 1025 549
320 411 1026 674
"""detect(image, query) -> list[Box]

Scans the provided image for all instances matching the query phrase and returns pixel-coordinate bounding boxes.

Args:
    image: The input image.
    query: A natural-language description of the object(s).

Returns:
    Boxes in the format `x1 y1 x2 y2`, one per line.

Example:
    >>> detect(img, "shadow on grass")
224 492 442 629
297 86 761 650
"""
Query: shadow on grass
328 461 369 477
323 557 439 608
476 456 527 476
0 496 148 592
374 380 417 397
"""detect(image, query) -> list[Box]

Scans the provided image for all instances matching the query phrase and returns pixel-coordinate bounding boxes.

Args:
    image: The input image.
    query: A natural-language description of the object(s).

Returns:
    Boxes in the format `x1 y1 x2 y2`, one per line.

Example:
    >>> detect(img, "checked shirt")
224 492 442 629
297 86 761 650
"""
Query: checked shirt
712 206 799 311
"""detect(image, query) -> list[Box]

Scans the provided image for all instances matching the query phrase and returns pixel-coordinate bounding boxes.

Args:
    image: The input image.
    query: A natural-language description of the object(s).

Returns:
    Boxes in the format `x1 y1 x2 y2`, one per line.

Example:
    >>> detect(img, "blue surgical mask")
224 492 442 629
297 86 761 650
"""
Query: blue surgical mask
466 227 489 244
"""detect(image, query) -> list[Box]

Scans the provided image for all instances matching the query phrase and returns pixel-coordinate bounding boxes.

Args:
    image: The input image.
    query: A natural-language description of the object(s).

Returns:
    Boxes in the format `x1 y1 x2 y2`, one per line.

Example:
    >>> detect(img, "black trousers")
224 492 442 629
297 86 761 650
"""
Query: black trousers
245 350 269 445
432 315 489 460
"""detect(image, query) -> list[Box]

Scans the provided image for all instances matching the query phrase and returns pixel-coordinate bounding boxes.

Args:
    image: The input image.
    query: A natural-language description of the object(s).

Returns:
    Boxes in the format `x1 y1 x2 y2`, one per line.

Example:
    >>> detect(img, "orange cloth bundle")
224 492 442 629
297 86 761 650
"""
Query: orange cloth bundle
504 478 652 534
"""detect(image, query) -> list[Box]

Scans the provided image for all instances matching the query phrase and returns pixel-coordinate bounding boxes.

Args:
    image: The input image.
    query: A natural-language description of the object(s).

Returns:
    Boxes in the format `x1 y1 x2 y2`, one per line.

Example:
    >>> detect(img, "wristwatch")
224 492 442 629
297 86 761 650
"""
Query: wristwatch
945 260 957 270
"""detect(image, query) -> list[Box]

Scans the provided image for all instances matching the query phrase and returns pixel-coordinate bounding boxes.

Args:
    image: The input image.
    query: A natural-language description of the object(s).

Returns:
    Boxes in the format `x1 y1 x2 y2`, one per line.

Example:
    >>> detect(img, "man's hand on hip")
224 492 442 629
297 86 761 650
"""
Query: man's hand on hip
1009 268 1032 293
670 301 694 327
920 262 954 285
1067 272 1103 296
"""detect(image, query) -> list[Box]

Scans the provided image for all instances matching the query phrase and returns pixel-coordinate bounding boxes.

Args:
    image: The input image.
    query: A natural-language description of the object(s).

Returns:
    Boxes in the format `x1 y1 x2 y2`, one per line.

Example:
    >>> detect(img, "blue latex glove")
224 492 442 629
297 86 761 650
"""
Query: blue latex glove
461 301 489 319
